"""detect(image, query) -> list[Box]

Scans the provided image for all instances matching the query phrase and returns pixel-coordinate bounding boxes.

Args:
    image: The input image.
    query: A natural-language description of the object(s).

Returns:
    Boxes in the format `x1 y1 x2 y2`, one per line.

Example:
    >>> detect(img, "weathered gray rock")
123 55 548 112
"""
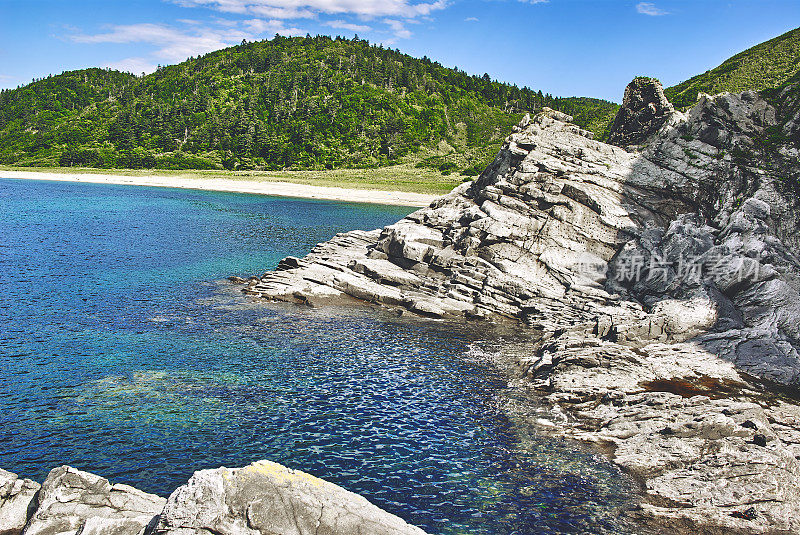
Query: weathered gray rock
608 77 676 148
2 463 429 535
0 469 39 535
238 77 800 533
148 460 428 535
23 466 165 535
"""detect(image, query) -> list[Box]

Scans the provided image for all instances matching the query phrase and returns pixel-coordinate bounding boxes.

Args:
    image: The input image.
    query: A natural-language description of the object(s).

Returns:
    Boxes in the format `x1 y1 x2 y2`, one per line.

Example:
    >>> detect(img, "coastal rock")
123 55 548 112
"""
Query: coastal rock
148 460 428 535
2 463 429 535
22 466 165 535
245 77 800 533
0 469 39 535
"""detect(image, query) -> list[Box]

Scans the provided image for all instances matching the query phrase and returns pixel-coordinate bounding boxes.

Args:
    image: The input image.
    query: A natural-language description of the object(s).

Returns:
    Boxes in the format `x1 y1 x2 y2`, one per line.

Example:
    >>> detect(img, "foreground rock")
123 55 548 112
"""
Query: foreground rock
22 466 165 535
0 464 427 535
240 79 800 533
0 469 39 535
149 460 427 535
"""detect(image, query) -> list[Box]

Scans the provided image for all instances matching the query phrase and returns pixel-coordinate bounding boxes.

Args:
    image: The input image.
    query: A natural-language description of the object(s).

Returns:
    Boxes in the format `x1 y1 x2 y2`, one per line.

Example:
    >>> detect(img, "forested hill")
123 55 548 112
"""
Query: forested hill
665 26 800 109
0 34 618 173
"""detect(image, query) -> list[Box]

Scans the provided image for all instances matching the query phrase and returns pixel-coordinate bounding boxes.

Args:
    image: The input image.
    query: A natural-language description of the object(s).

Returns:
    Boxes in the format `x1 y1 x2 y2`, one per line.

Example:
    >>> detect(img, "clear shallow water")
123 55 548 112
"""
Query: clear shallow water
0 178 642 534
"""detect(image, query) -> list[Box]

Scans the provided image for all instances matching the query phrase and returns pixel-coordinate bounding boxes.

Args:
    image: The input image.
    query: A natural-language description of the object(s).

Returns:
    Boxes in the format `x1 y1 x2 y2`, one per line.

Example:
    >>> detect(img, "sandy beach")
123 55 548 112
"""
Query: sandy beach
0 170 438 207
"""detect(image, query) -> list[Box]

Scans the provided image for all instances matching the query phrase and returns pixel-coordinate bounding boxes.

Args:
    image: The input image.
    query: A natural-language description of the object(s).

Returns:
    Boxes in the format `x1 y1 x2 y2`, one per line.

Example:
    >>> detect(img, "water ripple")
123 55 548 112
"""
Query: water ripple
0 178 644 534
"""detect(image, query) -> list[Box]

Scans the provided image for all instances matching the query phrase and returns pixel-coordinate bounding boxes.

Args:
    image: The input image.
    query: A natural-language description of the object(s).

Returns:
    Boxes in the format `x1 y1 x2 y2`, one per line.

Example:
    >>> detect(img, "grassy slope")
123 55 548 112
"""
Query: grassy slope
665 27 800 109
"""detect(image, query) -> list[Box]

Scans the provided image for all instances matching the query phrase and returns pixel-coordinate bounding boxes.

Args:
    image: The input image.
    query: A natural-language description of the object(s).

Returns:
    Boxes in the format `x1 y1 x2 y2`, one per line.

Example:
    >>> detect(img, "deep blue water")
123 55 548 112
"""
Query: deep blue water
0 178 642 534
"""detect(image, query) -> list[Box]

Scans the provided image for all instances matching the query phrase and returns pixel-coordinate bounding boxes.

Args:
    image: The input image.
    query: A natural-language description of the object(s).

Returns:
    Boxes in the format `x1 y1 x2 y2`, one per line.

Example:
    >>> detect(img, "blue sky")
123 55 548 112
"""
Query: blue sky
1 0 798 102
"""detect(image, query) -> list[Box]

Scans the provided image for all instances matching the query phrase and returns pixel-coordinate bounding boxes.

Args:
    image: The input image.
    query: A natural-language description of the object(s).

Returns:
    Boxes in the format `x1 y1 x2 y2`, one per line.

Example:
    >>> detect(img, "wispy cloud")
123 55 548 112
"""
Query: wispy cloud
71 19 306 73
103 57 158 75
243 18 306 34
384 18 412 39
324 19 373 33
71 23 248 62
171 0 448 19
464 16 478 22
636 2 668 16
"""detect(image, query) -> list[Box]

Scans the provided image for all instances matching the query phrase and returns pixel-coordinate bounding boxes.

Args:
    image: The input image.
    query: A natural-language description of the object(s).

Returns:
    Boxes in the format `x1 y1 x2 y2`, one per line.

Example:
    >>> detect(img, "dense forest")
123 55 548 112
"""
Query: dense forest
0 34 618 173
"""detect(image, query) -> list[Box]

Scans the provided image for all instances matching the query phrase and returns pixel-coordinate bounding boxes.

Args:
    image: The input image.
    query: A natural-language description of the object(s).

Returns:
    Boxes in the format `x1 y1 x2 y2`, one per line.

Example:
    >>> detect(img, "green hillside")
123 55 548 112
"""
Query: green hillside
665 27 800 109
0 35 615 173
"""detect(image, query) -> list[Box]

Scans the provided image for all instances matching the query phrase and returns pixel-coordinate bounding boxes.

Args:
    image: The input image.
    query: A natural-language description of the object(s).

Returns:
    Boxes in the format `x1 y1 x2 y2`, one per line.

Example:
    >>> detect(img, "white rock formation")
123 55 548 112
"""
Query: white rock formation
149 461 427 535
239 78 800 533
0 463 428 535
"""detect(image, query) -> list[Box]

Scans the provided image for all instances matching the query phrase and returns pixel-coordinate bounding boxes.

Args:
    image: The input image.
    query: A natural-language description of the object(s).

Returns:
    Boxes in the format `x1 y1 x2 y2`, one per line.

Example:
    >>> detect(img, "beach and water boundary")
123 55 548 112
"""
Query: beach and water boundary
0 168 449 207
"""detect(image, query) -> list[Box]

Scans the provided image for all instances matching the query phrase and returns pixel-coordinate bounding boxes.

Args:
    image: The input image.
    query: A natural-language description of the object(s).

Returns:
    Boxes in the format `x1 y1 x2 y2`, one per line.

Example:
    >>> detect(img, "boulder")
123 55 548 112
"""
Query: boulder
148 460 428 535
0 469 39 535
23 466 165 535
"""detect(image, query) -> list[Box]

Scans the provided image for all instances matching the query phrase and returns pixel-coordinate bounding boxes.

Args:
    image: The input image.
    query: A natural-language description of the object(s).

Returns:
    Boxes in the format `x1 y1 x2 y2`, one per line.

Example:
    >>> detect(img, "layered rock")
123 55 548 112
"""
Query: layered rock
0 463 427 535
239 79 800 532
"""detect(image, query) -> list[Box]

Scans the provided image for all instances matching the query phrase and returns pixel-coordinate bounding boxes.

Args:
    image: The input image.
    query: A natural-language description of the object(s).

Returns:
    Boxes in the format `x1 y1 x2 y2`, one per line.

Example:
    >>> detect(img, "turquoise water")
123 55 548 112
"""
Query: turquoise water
0 178 642 534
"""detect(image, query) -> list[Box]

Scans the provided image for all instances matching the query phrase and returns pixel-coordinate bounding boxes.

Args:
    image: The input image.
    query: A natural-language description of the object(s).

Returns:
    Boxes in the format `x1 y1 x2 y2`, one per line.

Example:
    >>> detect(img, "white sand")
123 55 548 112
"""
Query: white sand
0 170 437 207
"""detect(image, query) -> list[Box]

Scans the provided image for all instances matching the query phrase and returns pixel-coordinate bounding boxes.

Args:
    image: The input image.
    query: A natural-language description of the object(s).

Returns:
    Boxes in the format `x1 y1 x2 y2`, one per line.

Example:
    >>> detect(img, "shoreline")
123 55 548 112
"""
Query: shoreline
0 170 438 207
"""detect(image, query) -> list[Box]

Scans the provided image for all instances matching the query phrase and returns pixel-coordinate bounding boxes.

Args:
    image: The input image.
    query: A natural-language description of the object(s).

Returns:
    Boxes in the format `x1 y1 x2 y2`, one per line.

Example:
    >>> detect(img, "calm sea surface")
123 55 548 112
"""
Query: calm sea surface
0 177 643 534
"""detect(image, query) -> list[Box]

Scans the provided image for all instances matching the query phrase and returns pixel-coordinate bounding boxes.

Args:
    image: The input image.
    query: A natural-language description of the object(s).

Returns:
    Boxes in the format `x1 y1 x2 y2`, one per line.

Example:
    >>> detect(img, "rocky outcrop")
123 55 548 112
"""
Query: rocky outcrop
149 461 427 535
239 81 800 533
0 470 39 535
0 464 427 535
21 466 165 535
608 77 676 148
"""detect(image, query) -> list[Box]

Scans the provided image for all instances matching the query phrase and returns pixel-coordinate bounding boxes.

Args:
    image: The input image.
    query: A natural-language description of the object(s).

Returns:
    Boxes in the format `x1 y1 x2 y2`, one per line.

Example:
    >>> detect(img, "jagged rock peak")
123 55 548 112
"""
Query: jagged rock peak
608 77 675 148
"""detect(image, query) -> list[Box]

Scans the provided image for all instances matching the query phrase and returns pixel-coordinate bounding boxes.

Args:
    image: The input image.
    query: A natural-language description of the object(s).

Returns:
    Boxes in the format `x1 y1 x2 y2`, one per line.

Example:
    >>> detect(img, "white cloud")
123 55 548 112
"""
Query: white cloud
324 19 373 33
170 0 448 19
636 2 668 16
248 5 316 18
384 18 411 39
464 16 478 22
243 17 305 34
71 23 249 62
104 57 158 75
71 19 307 70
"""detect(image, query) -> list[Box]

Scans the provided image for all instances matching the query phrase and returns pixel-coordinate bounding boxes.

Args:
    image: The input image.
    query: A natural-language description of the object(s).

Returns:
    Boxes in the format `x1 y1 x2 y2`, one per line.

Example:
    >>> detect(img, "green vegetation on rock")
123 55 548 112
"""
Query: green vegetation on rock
0 35 615 173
